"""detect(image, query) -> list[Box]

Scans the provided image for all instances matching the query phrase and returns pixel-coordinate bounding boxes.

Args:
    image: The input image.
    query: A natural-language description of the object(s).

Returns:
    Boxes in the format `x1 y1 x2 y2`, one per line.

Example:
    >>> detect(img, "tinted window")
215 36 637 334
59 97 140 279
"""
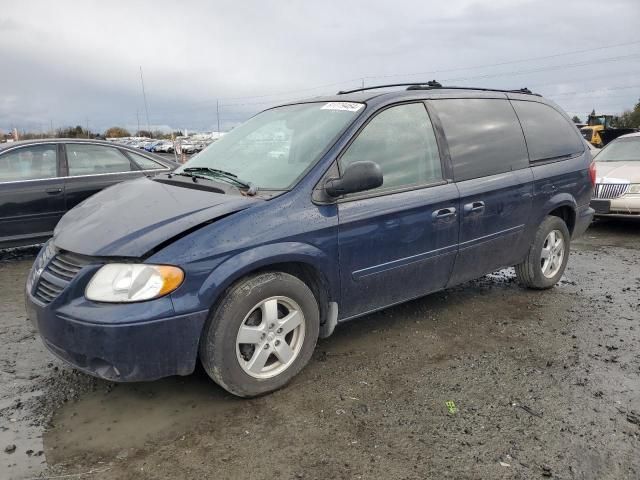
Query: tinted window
512 101 584 161
430 98 528 181
0 145 58 182
339 103 442 192
128 151 166 170
66 144 134 176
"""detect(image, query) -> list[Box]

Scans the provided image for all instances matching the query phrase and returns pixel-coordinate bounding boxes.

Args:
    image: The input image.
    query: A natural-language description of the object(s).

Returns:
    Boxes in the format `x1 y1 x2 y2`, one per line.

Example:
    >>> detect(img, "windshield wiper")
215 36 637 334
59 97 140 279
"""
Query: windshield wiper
182 167 258 195
172 171 217 183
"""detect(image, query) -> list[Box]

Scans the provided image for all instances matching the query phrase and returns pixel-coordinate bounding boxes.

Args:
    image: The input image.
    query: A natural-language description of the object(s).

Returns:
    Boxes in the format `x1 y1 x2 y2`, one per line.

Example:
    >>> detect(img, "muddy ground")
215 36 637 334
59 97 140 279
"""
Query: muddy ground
1 219 639 480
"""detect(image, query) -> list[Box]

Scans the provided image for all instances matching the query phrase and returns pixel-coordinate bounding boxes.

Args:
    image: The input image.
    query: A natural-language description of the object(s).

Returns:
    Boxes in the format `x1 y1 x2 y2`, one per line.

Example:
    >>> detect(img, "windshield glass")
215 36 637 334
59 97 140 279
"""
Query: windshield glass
596 137 640 162
176 102 364 189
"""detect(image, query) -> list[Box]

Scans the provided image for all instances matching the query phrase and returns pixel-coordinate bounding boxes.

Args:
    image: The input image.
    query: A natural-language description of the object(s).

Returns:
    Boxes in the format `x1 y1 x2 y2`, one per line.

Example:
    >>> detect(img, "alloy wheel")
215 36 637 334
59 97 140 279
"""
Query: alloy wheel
235 296 306 379
540 229 565 278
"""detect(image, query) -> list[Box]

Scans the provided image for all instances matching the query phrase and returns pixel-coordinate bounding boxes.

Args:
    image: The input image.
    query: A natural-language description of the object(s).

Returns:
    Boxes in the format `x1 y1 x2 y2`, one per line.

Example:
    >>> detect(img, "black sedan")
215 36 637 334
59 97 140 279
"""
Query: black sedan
0 139 179 248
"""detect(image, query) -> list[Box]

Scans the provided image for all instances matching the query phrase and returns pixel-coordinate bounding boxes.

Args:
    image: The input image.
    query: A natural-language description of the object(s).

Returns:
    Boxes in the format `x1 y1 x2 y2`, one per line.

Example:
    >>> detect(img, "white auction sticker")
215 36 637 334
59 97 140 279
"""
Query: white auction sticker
321 102 364 112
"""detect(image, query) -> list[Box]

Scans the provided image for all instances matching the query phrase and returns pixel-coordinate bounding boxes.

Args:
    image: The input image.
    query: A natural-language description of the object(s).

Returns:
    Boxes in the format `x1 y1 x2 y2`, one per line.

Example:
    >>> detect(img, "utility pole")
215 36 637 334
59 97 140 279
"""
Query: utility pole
216 99 220 136
86 118 89 138
136 110 140 136
361 78 365 88
139 66 151 134
49 120 53 137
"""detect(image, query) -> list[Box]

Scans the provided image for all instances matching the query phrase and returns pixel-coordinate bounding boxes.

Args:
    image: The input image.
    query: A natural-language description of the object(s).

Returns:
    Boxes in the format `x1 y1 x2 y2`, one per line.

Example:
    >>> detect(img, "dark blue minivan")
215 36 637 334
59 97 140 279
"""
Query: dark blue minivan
25 84 595 397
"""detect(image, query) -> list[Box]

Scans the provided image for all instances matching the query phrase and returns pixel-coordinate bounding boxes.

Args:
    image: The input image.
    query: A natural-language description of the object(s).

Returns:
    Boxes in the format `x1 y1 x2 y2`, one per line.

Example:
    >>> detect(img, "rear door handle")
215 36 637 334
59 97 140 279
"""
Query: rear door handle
45 188 63 195
432 207 457 220
463 201 485 214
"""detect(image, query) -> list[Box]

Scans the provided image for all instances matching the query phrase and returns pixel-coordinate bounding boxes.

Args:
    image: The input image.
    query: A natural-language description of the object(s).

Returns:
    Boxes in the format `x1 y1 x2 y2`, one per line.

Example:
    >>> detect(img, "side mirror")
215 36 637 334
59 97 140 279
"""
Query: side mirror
325 161 383 197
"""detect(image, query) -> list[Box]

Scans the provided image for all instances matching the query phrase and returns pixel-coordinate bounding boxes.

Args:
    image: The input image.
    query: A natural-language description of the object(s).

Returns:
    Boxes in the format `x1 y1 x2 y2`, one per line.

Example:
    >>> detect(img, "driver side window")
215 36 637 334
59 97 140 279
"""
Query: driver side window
339 103 442 193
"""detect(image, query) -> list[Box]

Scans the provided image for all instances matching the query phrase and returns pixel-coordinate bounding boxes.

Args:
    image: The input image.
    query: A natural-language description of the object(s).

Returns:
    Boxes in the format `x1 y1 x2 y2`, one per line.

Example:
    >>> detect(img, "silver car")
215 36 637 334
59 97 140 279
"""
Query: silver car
590 132 640 217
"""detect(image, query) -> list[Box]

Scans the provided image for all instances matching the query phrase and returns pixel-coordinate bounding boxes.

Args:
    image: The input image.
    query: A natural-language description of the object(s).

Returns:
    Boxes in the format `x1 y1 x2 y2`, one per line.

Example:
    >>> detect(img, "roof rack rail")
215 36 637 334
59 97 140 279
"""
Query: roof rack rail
337 81 441 95
337 81 539 96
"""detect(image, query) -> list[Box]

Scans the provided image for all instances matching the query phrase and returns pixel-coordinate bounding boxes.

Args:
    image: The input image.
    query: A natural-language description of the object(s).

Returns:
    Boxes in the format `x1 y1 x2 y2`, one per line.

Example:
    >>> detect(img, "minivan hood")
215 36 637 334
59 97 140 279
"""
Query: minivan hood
54 177 260 257
595 161 640 183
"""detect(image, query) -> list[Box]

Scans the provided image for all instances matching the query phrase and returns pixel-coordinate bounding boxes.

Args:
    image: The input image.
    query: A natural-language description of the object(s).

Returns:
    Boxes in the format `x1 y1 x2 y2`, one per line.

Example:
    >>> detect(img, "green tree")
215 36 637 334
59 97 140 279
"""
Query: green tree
613 98 640 129
571 115 582 124
135 130 153 138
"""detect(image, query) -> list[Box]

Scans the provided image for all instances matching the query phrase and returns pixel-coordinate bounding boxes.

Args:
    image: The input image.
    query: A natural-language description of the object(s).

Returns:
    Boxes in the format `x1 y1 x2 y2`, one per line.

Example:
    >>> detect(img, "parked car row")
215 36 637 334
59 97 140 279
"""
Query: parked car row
107 137 213 154
110 138 175 153
0 139 178 248
178 140 210 154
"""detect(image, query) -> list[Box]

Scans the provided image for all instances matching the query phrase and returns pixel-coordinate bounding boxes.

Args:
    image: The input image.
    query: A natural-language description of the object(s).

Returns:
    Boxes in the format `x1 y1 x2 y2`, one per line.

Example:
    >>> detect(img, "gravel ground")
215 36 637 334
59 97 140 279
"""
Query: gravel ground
1 218 639 480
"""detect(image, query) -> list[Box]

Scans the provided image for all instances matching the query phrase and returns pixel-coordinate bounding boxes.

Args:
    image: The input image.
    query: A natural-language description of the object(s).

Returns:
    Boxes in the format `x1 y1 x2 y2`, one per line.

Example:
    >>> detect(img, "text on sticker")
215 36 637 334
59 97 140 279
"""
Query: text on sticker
321 102 364 112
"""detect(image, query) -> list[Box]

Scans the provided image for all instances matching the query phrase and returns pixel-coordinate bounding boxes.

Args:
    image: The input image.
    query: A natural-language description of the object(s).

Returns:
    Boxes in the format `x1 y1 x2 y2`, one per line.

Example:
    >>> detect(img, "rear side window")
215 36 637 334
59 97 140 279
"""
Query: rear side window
430 98 529 181
339 103 442 193
66 144 134 176
128 151 166 170
511 101 584 161
0 145 58 182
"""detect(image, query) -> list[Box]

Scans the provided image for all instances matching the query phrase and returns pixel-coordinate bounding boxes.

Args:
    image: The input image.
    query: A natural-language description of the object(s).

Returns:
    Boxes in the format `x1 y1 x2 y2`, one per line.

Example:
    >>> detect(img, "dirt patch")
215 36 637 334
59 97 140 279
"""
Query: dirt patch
1 220 639 479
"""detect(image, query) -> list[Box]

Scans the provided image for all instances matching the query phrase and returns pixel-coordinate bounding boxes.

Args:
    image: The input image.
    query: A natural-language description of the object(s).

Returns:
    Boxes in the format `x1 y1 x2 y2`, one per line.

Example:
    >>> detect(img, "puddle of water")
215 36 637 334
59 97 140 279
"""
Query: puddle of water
1 415 46 480
44 372 240 465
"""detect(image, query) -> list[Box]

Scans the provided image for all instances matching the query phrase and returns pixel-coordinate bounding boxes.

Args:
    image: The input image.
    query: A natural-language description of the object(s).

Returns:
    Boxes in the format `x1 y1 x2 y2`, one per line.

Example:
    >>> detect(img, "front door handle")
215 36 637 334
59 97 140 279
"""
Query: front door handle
463 201 485 214
432 207 457 220
45 188 63 195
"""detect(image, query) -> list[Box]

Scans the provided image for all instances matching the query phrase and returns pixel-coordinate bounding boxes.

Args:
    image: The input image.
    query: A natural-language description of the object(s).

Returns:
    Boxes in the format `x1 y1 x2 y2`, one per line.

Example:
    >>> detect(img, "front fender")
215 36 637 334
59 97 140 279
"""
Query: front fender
198 241 339 310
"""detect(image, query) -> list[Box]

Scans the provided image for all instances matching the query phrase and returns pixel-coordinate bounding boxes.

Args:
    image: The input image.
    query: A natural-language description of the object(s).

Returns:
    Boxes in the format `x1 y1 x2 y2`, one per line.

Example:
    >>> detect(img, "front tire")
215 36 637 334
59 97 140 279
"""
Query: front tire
199 272 319 397
515 215 570 289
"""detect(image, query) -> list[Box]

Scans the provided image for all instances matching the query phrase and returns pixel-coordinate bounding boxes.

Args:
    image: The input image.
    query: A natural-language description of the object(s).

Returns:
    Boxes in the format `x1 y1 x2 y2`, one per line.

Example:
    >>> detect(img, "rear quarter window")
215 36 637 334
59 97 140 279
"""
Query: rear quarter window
430 98 529 181
127 151 167 170
511 100 584 162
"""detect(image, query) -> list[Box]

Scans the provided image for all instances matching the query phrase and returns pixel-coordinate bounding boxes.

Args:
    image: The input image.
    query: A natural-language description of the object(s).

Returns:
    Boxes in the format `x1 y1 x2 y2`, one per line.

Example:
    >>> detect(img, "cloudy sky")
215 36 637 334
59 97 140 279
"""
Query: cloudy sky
1 0 639 134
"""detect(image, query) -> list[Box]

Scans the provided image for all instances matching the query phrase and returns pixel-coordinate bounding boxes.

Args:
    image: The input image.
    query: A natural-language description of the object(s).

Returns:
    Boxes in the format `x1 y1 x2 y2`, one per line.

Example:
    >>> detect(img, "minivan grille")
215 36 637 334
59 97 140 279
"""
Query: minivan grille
34 252 90 304
593 183 629 199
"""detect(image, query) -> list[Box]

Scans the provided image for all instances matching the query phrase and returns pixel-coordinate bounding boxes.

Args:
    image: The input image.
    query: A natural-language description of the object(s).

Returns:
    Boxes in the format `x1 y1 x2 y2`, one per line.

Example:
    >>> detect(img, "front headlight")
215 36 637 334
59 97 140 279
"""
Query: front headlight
627 184 640 194
86 264 184 303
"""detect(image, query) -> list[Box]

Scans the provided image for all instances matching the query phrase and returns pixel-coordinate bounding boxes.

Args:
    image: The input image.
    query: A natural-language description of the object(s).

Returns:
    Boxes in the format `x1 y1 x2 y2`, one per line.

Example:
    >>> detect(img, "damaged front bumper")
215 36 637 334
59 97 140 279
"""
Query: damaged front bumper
25 289 208 382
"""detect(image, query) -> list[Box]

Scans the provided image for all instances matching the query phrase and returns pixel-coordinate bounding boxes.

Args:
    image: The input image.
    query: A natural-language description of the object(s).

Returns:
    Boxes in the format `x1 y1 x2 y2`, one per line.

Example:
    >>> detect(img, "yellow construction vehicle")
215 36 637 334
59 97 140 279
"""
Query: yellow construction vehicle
580 113 635 148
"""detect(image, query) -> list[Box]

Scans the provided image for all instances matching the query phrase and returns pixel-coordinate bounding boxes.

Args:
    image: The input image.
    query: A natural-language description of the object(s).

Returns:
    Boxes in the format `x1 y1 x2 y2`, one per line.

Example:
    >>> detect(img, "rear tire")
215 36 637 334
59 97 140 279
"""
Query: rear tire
515 215 570 289
199 272 319 397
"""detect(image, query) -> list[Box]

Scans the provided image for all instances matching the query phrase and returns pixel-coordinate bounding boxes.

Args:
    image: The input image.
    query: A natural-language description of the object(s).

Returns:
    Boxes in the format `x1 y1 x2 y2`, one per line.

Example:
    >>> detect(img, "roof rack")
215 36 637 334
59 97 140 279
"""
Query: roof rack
337 81 539 96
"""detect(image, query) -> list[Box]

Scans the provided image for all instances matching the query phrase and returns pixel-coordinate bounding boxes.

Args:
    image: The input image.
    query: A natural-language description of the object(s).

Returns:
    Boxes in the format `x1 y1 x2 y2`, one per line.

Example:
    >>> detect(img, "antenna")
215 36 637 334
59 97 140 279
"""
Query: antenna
139 66 151 134
216 99 220 135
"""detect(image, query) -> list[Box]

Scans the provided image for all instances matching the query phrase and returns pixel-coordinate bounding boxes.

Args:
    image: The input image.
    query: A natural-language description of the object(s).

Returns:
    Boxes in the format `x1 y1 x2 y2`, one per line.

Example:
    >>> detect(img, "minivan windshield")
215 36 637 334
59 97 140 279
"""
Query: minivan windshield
176 102 364 190
595 137 640 162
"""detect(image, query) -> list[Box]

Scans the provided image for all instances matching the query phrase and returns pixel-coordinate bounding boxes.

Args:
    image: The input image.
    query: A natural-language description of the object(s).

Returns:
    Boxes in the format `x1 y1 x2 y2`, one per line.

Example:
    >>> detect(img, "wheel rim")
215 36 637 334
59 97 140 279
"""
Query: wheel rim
540 229 565 278
235 296 306 379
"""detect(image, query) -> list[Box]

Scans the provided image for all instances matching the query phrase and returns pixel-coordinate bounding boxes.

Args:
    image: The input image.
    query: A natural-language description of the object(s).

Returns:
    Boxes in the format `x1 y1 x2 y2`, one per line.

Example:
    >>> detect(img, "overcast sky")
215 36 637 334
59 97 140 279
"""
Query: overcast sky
1 0 639 134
